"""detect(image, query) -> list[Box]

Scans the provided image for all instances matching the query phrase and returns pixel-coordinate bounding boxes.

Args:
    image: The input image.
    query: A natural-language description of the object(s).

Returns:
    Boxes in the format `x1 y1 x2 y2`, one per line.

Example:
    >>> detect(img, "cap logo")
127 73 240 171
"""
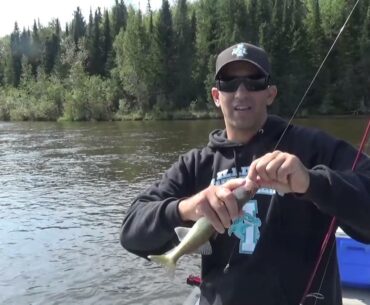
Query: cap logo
232 43 248 58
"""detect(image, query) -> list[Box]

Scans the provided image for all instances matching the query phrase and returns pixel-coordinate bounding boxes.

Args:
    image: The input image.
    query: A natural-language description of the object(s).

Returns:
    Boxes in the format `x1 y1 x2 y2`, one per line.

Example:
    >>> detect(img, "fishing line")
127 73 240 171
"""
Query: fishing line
223 238 238 273
265 0 361 227
273 0 361 151
188 0 364 293
254 0 363 302
265 0 361 225
312 239 334 305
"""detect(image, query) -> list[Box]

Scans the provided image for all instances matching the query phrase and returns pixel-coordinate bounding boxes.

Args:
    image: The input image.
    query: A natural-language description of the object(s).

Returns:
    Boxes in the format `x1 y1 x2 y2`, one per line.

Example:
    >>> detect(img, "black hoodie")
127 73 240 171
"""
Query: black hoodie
120 115 370 305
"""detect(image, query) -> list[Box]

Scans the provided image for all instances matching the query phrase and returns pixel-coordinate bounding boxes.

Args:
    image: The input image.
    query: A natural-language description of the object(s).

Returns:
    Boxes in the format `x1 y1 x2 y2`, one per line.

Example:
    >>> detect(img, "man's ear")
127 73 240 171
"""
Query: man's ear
211 87 220 107
266 85 277 106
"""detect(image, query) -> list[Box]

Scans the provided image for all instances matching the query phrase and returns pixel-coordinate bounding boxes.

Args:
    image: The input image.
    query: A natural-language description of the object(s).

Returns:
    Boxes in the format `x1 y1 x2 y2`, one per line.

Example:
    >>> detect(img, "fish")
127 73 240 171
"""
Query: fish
148 178 258 272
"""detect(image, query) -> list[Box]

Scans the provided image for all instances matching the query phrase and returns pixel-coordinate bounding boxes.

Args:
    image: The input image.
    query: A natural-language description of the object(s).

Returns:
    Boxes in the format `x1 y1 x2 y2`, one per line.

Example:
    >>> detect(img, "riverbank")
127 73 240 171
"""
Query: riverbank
113 109 222 121
1 108 368 122
114 111 370 121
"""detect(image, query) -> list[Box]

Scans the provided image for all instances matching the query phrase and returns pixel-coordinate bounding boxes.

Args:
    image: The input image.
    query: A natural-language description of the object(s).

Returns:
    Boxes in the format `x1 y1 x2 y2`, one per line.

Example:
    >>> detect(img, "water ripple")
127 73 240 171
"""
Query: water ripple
1 119 360 305
0 121 206 305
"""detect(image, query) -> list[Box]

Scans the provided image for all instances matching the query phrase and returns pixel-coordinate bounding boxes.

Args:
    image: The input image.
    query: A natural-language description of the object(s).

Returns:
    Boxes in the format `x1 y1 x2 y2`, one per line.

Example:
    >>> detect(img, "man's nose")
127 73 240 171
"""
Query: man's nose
234 82 250 97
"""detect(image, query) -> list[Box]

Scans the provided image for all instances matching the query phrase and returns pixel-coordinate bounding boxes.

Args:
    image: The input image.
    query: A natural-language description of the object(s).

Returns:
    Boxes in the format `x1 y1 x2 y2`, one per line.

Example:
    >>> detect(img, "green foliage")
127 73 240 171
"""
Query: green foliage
0 0 369 121
114 7 152 112
62 42 114 121
0 74 64 121
63 74 113 121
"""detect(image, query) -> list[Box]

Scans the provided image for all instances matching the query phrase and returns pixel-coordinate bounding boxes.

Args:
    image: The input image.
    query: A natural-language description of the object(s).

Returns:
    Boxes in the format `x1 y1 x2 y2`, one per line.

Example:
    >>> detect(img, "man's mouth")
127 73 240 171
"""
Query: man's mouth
234 105 252 111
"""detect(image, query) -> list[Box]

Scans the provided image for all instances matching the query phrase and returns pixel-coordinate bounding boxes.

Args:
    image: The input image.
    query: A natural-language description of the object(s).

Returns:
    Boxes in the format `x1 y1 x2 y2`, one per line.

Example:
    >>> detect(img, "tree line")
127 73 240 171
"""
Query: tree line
0 0 369 121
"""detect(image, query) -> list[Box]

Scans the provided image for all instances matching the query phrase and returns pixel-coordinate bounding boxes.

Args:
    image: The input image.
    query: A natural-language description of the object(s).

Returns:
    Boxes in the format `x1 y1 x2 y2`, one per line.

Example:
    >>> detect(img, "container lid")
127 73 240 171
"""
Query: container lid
336 227 350 238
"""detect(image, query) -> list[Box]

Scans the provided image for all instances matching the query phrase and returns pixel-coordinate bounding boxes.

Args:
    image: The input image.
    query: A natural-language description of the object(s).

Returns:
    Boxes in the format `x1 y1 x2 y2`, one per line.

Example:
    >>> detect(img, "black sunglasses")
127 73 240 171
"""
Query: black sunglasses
216 75 270 92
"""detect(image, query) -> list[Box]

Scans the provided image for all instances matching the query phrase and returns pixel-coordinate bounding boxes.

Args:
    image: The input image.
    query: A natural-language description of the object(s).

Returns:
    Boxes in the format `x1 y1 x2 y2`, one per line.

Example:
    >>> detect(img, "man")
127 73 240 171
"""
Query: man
120 42 370 305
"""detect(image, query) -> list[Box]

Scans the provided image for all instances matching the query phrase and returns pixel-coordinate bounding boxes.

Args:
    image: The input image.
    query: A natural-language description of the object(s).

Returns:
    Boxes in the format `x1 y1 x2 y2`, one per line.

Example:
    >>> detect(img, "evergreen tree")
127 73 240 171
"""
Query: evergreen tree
1 0 368 119
103 10 113 75
87 9 94 39
0 60 3 86
172 0 195 108
153 0 175 105
334 0 364 113
1 37 10 86
232 0 248 42
115 7 151 111
43 19 61 75
256 0 273 34
217 1 236 47
65 23 69 37
287 0 311 114
143 1 157 108
86 8 104 75
30 20 41 77
266 0 291 114
305 0 327 113
247 0 259 44
55 18 61 39
359 2 370 111
320 0 346 38
146 0 154 34
111 0 128 37
193 0 221 104
71 7 86 50
86 9 94 73
93 8 104 75
257 0 273 51
10 22 22 87
20 29 30 55
19 28 31 64
43 33 59 75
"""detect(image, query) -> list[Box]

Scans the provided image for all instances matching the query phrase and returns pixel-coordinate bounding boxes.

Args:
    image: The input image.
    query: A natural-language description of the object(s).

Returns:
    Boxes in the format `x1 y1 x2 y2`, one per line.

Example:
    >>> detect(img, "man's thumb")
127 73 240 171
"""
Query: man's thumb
223 178 246 190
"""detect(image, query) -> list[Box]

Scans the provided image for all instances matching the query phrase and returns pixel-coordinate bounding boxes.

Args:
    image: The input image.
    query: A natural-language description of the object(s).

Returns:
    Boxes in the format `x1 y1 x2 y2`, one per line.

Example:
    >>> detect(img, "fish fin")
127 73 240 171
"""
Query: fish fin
174 226 190 241
196 241 212 255
148 253 176 276
174 227 212 255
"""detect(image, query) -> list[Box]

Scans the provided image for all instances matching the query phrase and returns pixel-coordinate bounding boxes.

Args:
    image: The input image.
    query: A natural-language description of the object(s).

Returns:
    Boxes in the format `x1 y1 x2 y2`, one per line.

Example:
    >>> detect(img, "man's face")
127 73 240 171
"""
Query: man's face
211 61 277 142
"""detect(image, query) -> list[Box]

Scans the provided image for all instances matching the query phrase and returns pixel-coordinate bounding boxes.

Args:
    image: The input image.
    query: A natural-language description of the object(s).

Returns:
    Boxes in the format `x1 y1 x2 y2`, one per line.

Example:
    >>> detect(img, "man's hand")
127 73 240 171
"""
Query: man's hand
247 151 310 195
178 178 246 233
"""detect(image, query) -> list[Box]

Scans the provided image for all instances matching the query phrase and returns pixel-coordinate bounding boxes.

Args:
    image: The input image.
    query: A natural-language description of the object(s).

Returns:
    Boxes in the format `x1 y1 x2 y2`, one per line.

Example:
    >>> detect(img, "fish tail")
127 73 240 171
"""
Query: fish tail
148 253 177 275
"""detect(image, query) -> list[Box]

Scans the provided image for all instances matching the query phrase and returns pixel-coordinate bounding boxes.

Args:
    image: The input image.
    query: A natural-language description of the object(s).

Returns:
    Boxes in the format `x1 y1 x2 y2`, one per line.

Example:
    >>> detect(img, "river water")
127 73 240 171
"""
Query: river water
0 117 368 305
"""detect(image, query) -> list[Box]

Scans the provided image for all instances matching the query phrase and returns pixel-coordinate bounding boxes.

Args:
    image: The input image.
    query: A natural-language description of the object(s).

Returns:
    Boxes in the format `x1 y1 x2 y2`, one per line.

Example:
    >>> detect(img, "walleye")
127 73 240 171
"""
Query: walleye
148 178 258 272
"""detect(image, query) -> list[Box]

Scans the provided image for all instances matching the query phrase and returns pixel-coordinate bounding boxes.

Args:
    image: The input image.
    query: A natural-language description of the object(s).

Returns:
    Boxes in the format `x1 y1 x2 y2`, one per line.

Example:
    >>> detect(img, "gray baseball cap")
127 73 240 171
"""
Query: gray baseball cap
215 42 271 79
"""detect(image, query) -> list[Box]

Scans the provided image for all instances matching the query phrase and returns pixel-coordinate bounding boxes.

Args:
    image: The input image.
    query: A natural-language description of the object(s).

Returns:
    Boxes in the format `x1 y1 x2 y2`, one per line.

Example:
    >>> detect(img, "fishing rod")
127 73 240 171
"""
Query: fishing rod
300 118 370 305
185 0 367 299
257 0 367 302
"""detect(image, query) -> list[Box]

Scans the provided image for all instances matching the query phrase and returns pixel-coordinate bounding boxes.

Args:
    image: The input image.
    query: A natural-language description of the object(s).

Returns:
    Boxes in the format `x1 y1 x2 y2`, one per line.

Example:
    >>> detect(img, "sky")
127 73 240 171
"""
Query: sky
0 0 163 38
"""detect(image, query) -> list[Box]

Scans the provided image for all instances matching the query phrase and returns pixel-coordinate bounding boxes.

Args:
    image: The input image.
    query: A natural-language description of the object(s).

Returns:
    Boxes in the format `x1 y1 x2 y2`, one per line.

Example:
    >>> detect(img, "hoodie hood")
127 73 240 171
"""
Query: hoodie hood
208 115 289 149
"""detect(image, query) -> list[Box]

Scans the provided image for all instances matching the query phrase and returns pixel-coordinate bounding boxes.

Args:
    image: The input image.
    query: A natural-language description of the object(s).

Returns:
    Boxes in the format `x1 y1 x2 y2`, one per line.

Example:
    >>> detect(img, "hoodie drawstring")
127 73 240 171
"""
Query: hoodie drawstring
233 148 240 178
